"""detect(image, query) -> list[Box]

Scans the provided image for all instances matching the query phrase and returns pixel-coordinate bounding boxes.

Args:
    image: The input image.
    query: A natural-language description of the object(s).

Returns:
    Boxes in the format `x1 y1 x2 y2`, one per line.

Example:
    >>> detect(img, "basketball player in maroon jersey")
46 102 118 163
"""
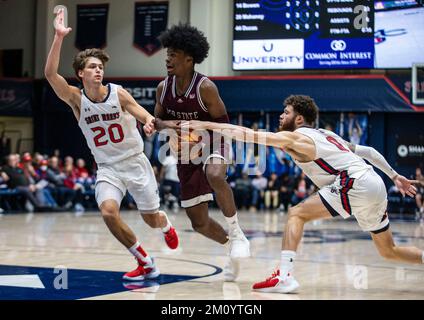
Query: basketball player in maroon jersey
154 24 250 281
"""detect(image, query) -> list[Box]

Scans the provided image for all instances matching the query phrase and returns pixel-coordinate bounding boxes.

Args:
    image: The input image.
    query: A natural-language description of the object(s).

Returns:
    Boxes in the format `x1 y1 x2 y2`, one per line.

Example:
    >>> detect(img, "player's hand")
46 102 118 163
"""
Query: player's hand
54 8 72 37
152 118 180 133
393 175 419 198
143 120 156 137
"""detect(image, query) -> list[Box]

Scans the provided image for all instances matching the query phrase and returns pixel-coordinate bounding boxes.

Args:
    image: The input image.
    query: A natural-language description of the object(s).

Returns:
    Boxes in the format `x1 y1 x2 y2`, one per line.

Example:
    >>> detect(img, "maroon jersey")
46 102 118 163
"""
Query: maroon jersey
160 71 215 121
159 72 230 208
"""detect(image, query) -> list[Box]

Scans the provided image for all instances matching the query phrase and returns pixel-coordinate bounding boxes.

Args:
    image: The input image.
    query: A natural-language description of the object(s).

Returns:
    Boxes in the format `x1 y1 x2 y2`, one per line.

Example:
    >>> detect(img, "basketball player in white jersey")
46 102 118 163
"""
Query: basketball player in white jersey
44 9 179 281
185 95 423 293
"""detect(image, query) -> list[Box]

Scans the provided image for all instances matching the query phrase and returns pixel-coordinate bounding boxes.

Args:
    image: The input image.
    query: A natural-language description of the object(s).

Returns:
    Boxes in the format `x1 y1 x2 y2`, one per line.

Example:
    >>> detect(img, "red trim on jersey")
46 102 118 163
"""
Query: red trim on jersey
314 158 340 175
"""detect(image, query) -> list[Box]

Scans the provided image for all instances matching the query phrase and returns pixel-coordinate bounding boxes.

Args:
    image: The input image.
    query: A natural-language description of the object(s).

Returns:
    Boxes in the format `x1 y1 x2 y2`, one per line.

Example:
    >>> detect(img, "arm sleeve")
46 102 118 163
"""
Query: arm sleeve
354 145 398 180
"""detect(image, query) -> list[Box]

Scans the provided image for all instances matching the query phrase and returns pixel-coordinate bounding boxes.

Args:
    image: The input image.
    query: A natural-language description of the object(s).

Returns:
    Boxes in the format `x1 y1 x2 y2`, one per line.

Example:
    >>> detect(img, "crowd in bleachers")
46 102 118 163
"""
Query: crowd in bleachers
1 147 423 218
0 152 96 213
1 111 423 218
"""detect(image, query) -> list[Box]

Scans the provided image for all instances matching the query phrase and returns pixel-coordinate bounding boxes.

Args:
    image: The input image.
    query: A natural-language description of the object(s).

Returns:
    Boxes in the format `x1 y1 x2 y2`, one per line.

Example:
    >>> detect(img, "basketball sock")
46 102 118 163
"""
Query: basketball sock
159 211 172 233
280 250 296 277
129 241 153 266
422 251 424 264
225 212 240 231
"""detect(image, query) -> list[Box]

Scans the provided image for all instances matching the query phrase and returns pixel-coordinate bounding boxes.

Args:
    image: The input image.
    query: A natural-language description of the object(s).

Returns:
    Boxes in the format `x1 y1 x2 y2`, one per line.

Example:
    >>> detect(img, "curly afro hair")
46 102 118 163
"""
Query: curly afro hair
158 23 210 64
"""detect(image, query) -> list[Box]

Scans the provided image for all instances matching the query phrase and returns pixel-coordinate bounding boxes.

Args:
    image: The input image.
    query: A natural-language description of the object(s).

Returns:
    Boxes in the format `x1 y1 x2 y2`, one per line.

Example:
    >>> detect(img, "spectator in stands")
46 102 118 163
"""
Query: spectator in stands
346 112 363 145
291 172 309 206
0 169 8 213
233 173 252 210
34 159 58 208
159 154 180 213
45 156 78 210
15 153 22 168
264 172 281 212
414 167 424 222
280 157 295 177
22 153 58 209
279 173 294 214
2 154 48 212
33 152 45 169
21 153 37 181
75 158 94 189
250 171 267 212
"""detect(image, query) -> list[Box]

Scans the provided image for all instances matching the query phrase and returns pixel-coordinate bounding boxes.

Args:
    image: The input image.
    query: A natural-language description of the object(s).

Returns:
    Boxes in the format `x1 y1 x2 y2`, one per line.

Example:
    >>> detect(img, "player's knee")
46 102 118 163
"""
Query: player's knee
206 170 225 187
100 203 119 222
191 219 209 234
287 207 306 223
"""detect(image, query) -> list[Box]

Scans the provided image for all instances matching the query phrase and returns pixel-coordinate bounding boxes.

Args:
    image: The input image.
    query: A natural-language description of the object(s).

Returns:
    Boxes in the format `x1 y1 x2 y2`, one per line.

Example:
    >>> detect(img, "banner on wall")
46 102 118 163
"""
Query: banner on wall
0 80 33 116
75 4 109 50
388 73 424 109
133 1 168 56
395 134 424 166
42 79 160 113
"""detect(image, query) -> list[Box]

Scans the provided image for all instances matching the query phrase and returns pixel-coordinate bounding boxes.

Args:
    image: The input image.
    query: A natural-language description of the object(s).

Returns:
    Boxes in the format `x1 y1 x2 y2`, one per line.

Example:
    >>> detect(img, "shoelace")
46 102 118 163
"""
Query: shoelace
265 270 280 282
230 227 243 240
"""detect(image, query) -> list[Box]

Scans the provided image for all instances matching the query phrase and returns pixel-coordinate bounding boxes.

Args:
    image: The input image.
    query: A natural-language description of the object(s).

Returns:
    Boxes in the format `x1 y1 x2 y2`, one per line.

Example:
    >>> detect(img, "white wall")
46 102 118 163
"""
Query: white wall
35 0 191 78
189 0 234 76
0 0 36 77
0 0 239 78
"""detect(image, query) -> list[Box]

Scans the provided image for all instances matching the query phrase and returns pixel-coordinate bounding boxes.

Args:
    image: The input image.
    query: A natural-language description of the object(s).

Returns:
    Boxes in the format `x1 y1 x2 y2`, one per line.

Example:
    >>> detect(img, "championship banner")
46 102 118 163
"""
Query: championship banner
133 1 168 56
0 79 33 116
75 4 109 50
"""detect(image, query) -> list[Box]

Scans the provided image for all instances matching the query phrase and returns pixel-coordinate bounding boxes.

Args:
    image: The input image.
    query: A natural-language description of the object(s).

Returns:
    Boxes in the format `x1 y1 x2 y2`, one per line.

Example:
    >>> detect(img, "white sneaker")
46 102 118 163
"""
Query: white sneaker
252 270 299 293
223 258 240 282
222 282 242 299
228 227 250 258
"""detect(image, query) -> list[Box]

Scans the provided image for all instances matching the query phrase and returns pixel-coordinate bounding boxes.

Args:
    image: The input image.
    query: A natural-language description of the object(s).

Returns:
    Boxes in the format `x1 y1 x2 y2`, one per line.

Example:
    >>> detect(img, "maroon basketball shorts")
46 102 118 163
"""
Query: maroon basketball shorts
177 142 232 208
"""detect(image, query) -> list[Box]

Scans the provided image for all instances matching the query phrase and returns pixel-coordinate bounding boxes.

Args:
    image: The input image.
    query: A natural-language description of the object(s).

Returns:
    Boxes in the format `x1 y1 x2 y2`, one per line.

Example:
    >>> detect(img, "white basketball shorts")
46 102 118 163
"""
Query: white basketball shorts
318 169 389 233
95 152 160 212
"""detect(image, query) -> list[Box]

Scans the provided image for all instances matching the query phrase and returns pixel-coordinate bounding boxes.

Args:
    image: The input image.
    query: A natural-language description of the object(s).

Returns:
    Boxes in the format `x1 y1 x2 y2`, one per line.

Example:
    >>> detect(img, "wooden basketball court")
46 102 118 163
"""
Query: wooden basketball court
0 209 423 300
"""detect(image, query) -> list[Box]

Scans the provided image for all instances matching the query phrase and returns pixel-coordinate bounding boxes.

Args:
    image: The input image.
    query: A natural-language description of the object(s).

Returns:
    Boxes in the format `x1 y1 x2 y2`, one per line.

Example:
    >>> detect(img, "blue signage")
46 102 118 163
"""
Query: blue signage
304 36 374 69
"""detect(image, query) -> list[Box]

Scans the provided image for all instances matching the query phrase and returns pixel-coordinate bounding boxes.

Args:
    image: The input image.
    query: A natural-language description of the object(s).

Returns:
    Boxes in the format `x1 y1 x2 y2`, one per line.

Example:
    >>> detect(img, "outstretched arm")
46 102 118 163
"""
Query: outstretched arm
185 120 315 158
44 8 80 116
348 143 418 197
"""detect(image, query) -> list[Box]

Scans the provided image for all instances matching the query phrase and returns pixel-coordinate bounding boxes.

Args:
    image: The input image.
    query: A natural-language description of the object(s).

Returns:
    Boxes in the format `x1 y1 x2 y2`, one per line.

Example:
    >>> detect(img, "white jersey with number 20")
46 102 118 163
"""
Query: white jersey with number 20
78 83 143 164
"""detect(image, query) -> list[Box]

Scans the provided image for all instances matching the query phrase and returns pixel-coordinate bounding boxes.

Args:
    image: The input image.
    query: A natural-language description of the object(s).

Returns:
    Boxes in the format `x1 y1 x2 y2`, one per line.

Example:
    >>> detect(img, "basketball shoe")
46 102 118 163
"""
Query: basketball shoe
123 258 160 281
164 226 179 249
252 270 299 293
228 227 250 258
223 257 240 282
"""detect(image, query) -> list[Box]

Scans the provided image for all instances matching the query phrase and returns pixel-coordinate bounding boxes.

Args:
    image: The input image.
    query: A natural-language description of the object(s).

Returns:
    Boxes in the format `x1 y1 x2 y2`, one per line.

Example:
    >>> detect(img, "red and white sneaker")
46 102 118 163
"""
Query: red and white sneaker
252 270 299 293
123 259 160 281
164 226 179 249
